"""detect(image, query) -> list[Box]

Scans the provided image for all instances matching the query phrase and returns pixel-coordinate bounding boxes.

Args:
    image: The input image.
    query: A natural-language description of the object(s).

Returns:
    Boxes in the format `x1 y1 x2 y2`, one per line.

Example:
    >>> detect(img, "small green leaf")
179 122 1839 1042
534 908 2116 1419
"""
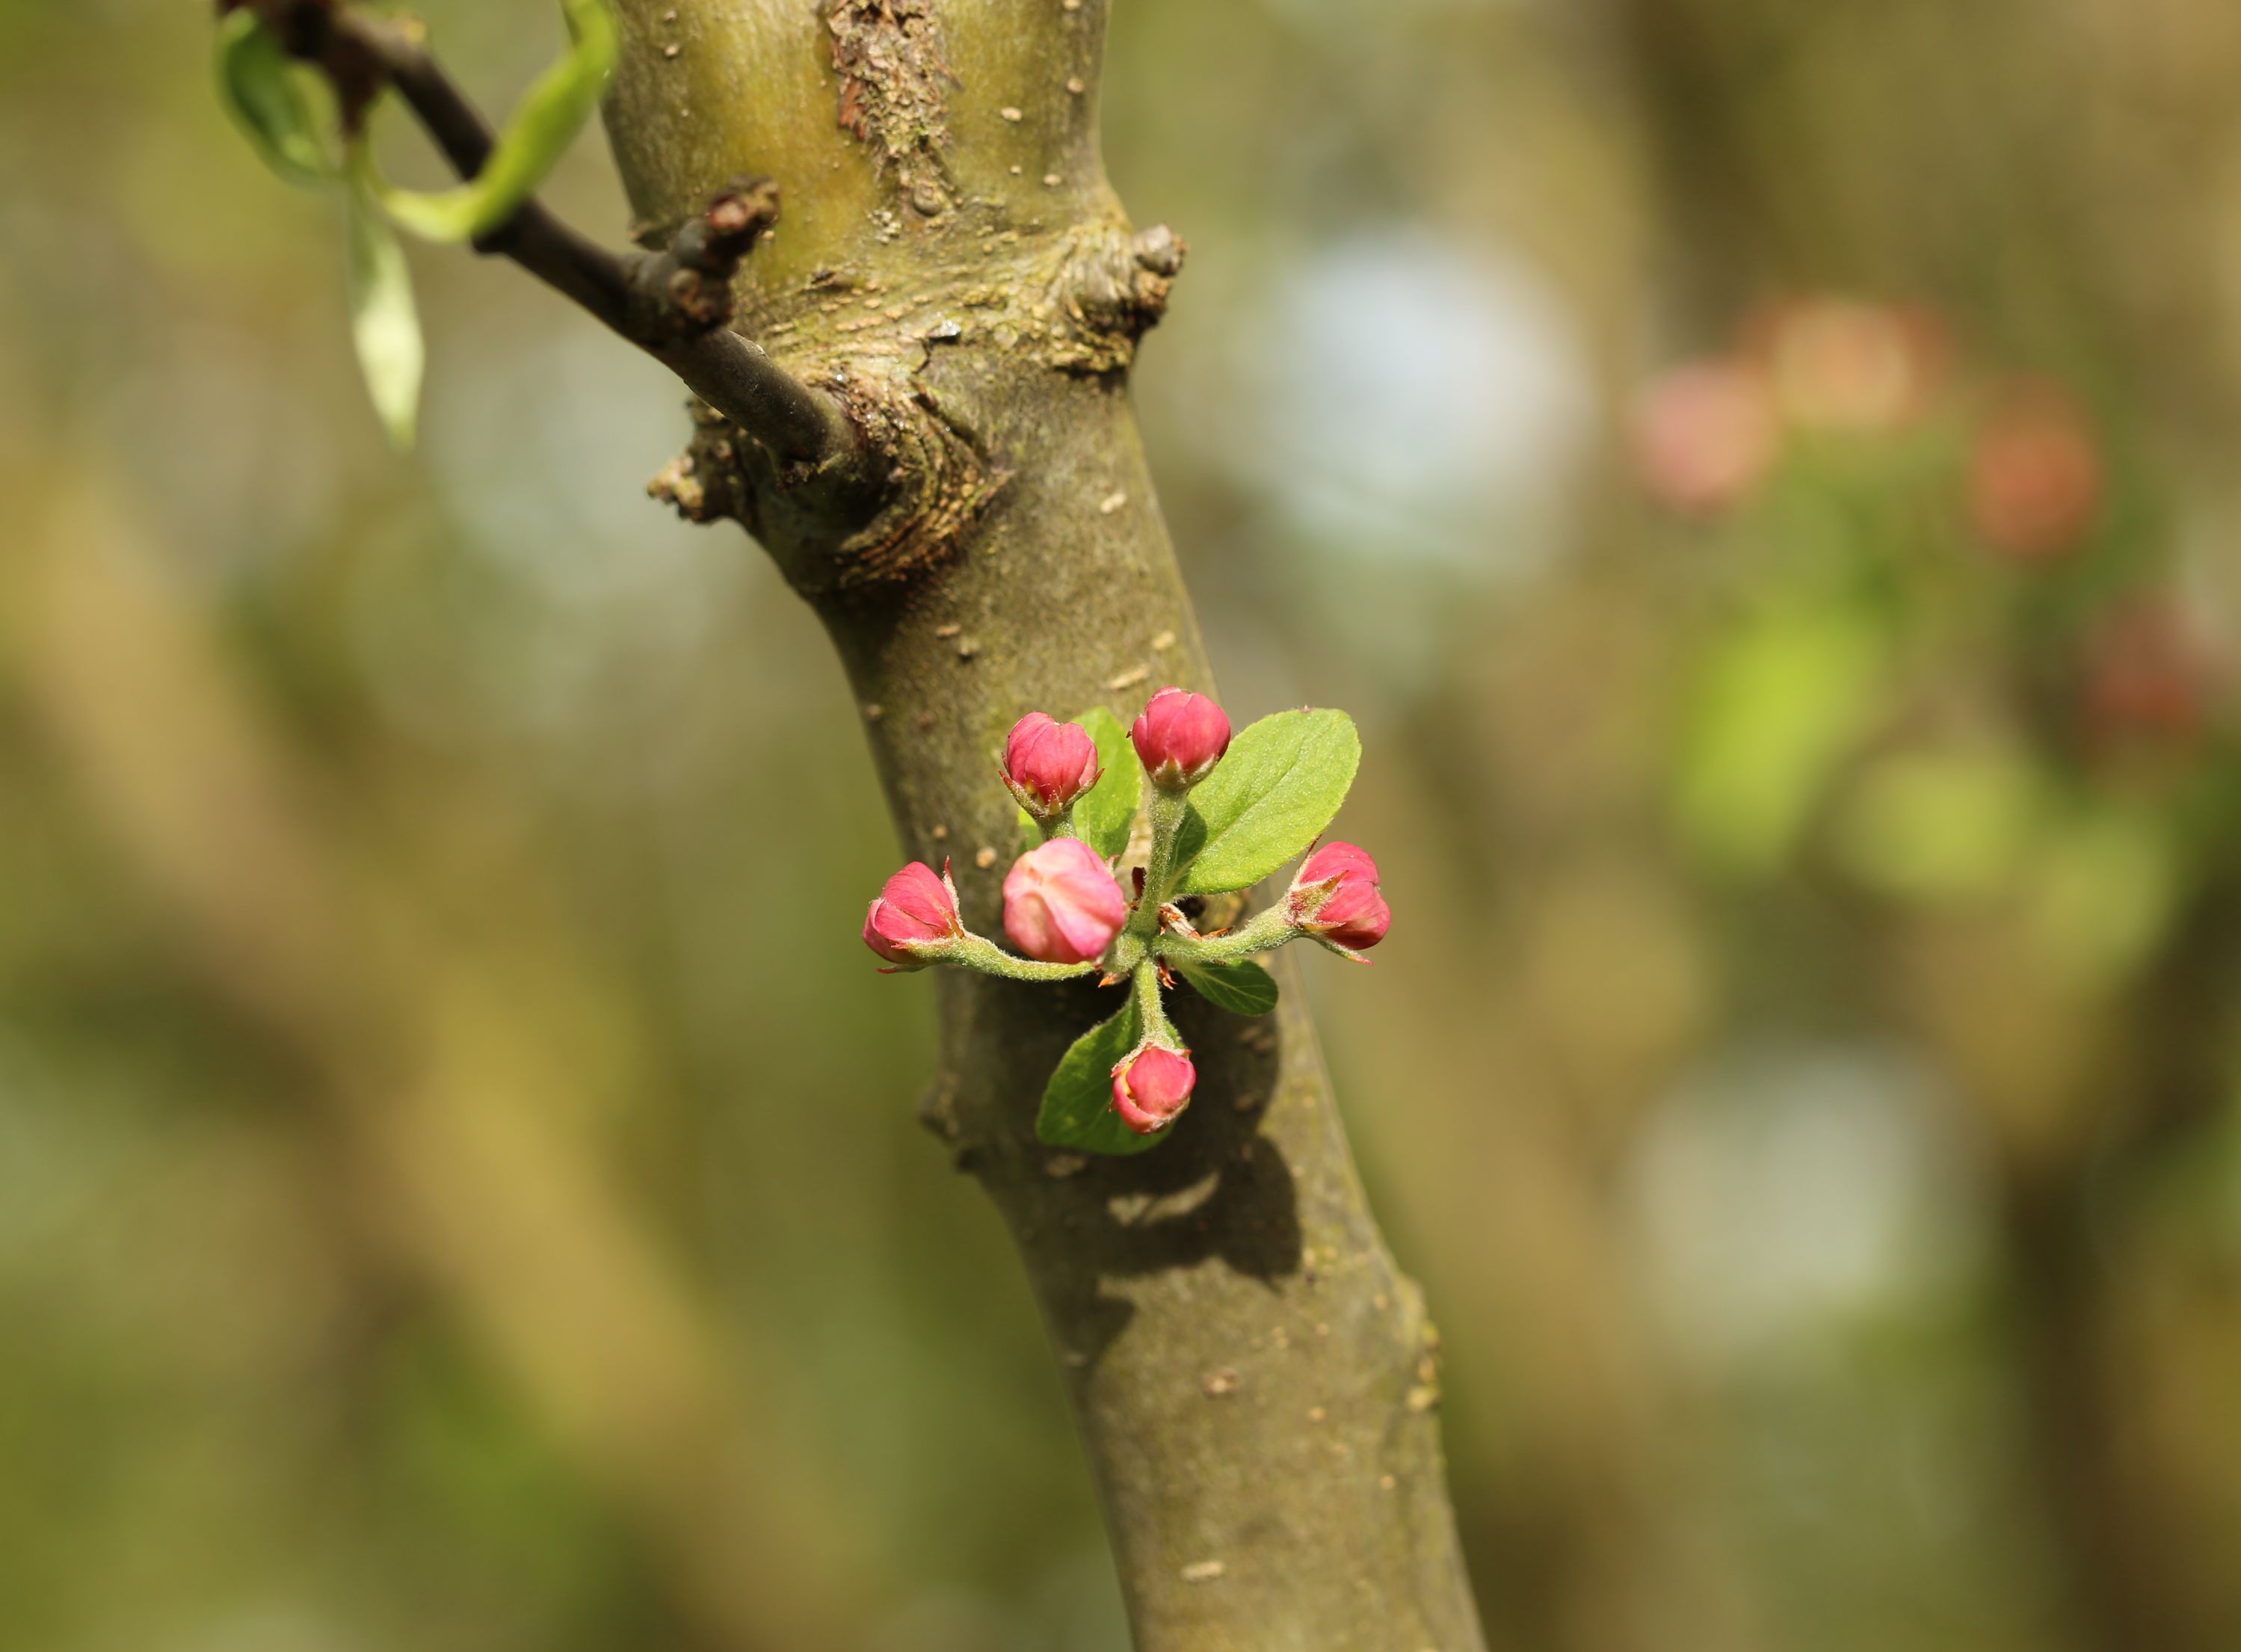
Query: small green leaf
1175 959 1278 1017
1036 999 1163 1157
1172 709 1360 896
343 175 424 451
1070 706 1142 861
369 0 617 241
215 10 333 188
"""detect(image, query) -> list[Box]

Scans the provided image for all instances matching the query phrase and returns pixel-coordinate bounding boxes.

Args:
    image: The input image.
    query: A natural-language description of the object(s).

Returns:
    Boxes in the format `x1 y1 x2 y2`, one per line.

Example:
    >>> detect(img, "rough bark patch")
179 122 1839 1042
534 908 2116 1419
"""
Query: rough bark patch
651 374 1006 602
828 0 956 217
825 372 1008 597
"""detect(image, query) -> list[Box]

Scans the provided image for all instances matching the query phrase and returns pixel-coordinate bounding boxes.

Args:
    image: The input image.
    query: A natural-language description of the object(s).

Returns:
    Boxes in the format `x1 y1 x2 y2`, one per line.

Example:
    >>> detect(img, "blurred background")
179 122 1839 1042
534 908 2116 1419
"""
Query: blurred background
7 1 2241 1648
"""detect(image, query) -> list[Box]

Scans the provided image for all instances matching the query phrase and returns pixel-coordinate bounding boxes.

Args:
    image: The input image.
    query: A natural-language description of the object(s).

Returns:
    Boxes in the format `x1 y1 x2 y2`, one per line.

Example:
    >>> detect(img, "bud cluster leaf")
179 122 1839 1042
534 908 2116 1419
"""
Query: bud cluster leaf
1070 708 1144 860
1014 706 1141 855
1036 999 1163 1158
1173 709 1361 895
1173 958 1280 1017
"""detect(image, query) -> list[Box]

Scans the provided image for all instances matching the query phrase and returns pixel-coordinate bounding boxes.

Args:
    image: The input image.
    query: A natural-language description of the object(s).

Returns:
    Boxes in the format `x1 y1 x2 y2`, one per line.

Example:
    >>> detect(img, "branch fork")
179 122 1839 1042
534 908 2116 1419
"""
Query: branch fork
218 0 856 467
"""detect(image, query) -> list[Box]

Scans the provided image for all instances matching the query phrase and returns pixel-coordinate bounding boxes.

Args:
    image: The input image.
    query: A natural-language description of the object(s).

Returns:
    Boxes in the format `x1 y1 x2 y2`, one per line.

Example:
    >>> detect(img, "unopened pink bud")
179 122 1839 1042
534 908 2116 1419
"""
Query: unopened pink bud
1001 712 1102 816
1130 687 1231 788
1111 1044 1197 1135
1287 840 1390 952
863 860 963 970
1002 836 1129 964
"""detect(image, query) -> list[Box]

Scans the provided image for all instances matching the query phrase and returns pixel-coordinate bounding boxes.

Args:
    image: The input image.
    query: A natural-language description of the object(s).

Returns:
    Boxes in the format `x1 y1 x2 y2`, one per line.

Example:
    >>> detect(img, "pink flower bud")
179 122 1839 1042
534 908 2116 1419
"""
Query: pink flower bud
1130 687 1231 788
1111 1044 1197 1135
1286 840 1390 952
863 860 963 970
1000 712 1102 816
1002 836 1129 965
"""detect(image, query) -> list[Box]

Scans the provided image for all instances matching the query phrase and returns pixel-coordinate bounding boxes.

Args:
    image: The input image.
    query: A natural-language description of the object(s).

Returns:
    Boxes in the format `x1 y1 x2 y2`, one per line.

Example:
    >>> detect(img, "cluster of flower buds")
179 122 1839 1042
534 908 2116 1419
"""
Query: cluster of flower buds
859 687 1384 1151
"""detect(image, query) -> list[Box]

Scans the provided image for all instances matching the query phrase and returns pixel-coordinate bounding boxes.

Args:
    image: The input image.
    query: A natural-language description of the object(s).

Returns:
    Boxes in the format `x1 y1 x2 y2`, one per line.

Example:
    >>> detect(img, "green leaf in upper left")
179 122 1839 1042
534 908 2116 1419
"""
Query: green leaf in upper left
367 0 618 243
215 10 334 188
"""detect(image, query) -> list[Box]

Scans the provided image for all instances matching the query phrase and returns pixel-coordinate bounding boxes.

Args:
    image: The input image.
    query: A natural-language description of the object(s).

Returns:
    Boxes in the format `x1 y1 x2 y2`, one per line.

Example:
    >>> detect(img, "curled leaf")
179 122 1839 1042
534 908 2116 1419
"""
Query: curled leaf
369 0 618 242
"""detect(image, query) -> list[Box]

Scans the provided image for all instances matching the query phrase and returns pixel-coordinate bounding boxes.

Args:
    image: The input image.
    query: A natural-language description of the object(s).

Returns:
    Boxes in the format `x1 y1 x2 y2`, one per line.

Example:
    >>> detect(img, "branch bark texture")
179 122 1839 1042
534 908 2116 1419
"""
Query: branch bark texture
602 4 1487 1647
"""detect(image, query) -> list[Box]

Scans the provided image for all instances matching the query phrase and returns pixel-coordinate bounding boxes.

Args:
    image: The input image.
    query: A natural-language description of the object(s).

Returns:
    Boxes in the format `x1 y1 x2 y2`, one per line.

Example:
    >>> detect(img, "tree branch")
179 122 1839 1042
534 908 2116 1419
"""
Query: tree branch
229 0 854 467
599 4 1493 1645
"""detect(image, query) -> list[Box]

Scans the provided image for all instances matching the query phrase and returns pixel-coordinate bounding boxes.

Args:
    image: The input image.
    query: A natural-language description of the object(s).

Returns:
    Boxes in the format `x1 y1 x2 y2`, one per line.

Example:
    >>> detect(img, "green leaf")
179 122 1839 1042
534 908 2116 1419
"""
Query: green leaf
343 176 424 451
1070 706 1141 861
215 10 333 188
369 0 618 241
1172 709 1360 896
1672 602 1884 875
1175 959 1278 1017
1035 999 1163 1157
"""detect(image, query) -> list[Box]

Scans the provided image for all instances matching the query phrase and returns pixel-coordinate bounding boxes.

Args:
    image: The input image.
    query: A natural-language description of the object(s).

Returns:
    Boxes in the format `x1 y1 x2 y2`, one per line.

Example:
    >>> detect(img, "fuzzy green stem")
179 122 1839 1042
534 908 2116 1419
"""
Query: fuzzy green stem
1109 789 1189 977
1129 957 1174 1048
1156 905 1295 968
947 934 1100 983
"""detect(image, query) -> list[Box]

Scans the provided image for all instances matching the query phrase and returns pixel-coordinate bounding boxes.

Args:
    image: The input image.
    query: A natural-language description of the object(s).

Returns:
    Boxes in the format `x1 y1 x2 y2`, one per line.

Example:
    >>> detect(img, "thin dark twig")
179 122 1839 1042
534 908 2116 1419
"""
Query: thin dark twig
224 0 851 466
